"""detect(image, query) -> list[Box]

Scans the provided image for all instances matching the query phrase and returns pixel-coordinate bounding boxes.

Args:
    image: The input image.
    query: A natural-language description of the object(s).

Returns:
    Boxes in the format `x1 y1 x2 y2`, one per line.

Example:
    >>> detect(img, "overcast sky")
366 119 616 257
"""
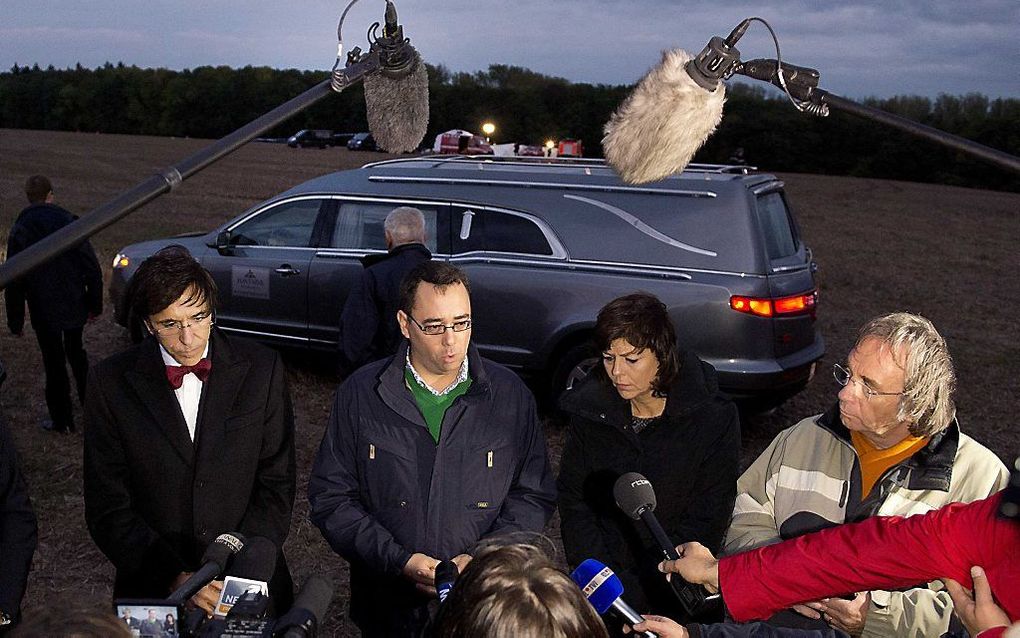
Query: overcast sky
3 0 1019 99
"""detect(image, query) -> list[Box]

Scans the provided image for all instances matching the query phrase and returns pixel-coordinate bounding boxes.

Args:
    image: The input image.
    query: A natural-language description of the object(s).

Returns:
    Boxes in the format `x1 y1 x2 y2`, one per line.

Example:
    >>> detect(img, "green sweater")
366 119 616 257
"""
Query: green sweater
405 367 472 443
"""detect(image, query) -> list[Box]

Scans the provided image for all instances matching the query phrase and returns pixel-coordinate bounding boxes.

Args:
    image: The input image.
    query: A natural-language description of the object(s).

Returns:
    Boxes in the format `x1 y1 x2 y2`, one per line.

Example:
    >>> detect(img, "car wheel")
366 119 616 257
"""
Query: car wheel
550 341 598 401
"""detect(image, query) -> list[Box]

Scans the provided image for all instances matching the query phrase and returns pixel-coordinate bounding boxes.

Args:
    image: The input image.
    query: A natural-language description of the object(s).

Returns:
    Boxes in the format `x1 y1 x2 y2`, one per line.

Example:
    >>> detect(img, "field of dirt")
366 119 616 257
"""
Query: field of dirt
1 128 1017 636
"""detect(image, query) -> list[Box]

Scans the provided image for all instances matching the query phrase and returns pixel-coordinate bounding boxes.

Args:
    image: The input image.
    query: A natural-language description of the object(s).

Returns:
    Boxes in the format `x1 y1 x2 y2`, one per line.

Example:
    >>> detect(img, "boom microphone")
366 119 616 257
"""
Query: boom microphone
570 559 657 638
603 47 725 185
168 533 246 604
613 473 712 616
362 0 429 152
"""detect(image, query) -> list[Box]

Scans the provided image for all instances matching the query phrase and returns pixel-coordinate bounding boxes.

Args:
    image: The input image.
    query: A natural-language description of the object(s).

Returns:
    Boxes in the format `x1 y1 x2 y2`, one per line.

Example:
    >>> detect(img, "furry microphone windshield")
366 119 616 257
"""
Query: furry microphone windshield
363 51 429 154
603 49 725 184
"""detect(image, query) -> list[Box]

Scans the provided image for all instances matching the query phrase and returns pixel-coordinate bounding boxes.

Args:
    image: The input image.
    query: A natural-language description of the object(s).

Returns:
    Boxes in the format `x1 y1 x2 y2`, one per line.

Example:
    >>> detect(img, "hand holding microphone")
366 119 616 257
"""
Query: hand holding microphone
657 542 720 594
613 473 715 616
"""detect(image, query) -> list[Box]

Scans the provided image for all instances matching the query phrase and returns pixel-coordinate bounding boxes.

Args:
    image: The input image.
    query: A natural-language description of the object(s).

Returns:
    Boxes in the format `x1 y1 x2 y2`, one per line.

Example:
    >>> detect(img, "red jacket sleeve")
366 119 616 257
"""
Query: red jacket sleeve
719 494 1010 622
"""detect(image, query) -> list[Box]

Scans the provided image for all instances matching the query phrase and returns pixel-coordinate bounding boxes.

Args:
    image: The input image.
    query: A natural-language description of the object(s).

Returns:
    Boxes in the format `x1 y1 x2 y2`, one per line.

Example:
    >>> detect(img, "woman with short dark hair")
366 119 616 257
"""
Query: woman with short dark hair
557 292 740 621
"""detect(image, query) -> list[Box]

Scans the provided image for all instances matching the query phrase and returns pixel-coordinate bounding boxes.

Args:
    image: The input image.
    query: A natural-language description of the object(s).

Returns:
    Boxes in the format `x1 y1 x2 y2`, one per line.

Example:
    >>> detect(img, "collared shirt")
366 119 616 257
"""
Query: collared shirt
160 343 210 441
405 349 469 396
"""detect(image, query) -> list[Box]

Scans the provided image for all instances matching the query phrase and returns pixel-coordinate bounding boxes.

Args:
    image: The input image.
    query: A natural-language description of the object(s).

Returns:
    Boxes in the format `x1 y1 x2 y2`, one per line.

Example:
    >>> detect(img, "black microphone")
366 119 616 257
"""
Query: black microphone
613 473 711 616
435 560 459 604
168 533 246 604
362 0 429 153
274 575 334 638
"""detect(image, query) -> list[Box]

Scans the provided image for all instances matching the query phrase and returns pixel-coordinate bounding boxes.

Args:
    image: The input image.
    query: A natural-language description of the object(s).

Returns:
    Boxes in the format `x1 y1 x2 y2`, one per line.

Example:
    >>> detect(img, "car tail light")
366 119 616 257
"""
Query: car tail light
730 290 817 318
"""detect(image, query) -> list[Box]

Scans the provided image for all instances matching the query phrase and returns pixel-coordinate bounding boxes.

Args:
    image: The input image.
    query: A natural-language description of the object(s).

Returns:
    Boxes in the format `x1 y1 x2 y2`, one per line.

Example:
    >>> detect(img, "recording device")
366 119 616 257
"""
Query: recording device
603 17 1020 184
168 533 246 604
435 560 459 604
332 0 429 153
570 559 657 638
613 472 714 616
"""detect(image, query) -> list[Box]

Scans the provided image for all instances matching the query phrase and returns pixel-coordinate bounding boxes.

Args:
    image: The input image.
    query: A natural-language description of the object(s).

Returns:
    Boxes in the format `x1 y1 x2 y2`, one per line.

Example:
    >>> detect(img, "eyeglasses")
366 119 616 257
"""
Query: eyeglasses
407 314 472 336
833 363 903 399
150 311 215 336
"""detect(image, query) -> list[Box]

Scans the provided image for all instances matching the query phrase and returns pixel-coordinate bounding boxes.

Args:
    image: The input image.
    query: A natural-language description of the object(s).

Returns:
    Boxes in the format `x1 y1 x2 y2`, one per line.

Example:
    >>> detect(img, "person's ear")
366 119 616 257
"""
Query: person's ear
397 310 411 339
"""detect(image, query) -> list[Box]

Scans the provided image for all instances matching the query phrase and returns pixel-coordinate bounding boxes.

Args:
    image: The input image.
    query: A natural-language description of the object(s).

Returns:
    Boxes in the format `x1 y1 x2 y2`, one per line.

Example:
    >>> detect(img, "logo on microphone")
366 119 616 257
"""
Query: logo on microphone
630 479 650 488
217 533 245 554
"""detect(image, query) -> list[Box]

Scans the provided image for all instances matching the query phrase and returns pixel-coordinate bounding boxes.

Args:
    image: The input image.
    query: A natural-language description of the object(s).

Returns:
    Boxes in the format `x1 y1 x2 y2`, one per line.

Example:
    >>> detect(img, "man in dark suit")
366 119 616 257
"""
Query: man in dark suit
0 410 38 633
338 206 432 373
83 246 296 614
5 175 103 433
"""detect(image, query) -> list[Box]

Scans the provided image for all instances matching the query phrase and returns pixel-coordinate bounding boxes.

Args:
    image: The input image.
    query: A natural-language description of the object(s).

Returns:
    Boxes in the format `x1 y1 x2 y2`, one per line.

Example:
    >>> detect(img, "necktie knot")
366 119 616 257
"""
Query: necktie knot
166 358 212 389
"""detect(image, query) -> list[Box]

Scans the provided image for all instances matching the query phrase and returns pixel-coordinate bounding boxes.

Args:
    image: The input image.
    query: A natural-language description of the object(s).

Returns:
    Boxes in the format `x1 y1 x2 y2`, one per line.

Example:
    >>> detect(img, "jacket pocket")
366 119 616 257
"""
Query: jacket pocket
224 407 261 432
362 436 416 511
461 438 516 511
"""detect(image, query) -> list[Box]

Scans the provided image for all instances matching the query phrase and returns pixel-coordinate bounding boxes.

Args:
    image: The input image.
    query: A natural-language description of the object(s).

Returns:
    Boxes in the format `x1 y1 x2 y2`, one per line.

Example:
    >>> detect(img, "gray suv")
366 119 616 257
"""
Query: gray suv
110 156 823 402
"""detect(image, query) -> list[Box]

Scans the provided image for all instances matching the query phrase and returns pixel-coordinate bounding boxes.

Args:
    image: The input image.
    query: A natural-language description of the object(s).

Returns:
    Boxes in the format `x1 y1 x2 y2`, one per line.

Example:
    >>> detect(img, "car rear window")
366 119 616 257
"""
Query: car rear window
332 202 438 251
454 208 554 256
756 192 798 259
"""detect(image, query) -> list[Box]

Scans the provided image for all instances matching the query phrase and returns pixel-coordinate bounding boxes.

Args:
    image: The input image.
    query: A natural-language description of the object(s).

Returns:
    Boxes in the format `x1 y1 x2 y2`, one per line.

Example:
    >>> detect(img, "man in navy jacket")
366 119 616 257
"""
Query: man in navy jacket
309 261 556 637
5 175 102 433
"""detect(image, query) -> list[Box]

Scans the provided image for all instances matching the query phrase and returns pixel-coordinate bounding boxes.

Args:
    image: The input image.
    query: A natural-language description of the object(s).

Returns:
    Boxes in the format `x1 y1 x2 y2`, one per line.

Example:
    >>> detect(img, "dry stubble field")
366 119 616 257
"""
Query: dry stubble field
0 128 1017 636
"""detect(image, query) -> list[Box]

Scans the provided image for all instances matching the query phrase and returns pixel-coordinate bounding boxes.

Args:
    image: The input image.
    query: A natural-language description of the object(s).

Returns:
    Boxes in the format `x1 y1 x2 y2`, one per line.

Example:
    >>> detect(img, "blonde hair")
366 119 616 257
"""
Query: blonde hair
855 313 956 437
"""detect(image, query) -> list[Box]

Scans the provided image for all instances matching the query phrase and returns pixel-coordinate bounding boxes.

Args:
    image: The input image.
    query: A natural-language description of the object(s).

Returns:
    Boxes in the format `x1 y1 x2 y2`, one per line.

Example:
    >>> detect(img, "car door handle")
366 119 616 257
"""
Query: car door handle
274 265 301 276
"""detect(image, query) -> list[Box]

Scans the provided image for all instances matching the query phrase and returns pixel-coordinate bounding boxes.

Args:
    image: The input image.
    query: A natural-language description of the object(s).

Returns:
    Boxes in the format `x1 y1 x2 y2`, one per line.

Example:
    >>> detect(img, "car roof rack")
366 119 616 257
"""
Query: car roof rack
360 155 756 176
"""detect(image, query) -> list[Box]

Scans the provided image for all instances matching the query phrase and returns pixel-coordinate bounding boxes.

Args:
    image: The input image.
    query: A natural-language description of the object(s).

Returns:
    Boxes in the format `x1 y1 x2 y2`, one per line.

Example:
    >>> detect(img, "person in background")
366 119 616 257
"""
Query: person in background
723 313 1008 636
5 175 102 433
309 261 556 637
338 206 432 373
557 292 739 621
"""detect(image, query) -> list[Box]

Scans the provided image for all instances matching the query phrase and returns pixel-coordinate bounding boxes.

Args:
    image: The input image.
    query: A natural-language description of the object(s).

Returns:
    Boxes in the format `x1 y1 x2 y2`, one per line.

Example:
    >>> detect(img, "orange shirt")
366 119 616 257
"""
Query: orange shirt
851 431 929 498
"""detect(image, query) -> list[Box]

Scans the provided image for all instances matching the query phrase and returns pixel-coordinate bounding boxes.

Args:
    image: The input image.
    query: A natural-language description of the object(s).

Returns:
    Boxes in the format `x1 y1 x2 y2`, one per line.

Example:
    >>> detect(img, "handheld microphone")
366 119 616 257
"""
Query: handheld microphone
168 533 246 604
362 0 429 153
210 536 277 620
274 575 334 638
613 473 712 616
570 559 657 638
435 560 459 604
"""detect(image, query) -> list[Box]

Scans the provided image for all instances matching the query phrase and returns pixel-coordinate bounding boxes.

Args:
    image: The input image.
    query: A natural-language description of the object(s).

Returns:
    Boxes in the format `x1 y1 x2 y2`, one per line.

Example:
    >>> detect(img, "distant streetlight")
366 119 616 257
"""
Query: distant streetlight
481 122 496 142
544 139 555 150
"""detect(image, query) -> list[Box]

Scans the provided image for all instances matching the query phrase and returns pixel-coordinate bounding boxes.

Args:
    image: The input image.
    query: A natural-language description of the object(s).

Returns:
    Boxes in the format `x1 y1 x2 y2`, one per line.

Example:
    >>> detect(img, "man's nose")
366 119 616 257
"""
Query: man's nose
442 326 456 346
838 379 857 402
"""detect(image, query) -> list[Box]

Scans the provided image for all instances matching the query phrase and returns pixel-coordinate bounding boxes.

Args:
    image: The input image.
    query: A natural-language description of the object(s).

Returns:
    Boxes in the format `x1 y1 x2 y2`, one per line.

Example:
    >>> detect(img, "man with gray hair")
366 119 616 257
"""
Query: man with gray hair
724 312 1008 638
338 206 431 372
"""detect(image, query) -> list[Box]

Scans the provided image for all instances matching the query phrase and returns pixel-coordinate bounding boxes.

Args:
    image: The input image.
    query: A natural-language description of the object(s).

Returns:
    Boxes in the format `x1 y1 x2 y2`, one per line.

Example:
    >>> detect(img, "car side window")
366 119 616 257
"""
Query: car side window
331 202 438 252
453 208 553 256
230 198 322 247
756 192 799 259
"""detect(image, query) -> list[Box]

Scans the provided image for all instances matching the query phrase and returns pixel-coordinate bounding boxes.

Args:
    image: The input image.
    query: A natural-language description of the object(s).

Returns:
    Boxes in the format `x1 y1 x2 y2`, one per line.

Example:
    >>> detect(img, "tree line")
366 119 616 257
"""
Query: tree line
2 62 1017 192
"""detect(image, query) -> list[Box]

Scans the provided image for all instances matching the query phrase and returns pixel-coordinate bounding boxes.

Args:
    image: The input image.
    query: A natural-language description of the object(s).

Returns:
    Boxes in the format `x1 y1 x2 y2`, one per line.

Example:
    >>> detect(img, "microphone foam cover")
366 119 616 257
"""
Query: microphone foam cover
364 51 430 153
570 558 624 615
614 472 657 520
227 536 278 583
603 49 725 184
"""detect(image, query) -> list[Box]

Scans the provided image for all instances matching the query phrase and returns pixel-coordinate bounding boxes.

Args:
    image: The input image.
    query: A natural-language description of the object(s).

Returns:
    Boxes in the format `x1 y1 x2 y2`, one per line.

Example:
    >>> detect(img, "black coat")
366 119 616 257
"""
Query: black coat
557 350 740 619
4 203 102 333
0 416 37 622
308 341 556 628
83 329 296 609
338 243 431 372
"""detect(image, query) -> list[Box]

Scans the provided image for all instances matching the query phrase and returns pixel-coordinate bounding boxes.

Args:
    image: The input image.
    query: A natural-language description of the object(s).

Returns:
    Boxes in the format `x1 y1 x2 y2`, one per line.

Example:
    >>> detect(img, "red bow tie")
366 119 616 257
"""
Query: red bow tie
166 358 212 389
